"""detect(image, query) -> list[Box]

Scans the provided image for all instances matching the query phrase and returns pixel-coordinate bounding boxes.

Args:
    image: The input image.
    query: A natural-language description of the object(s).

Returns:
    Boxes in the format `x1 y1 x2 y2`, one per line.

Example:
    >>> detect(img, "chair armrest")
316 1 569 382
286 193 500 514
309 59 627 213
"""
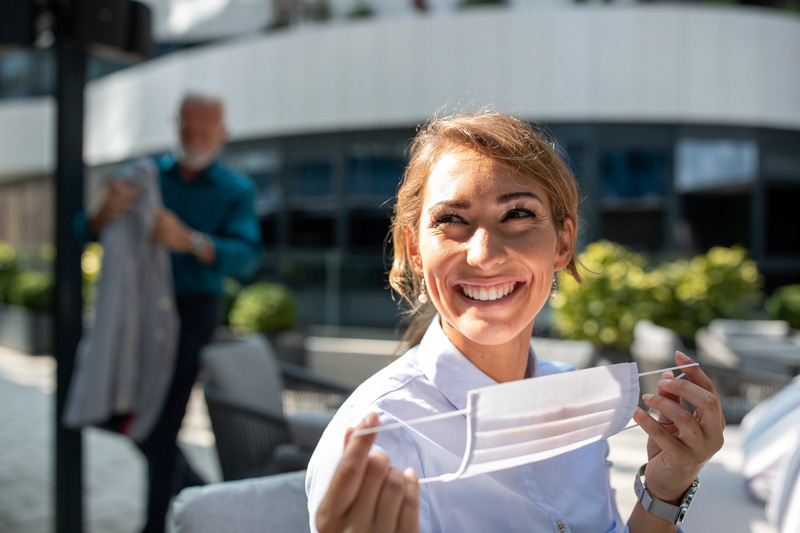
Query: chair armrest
287 412 333 450
204 385 292 481
168 470 310 533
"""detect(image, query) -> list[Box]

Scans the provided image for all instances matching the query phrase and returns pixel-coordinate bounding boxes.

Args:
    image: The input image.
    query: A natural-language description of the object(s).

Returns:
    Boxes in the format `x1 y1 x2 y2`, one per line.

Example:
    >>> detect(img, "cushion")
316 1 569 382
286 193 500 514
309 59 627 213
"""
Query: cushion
168 470 309 533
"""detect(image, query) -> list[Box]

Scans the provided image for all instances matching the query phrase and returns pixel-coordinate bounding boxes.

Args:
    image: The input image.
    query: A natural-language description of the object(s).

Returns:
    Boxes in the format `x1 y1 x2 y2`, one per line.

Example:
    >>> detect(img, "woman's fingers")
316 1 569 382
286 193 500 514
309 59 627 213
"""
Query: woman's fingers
397 469 420 533
633 406 687 458
316 413 379 531
347 453 392 529
371 466 409 532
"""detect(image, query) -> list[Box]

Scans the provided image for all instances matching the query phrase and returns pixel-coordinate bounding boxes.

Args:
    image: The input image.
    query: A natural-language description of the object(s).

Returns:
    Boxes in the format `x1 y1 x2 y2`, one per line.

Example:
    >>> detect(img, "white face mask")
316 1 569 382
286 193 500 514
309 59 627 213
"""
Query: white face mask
354 362 697 484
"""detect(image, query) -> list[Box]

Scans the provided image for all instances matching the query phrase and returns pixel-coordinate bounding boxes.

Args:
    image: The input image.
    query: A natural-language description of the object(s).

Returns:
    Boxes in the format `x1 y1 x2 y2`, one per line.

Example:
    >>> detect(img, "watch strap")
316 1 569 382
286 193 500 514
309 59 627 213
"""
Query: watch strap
634 463 699 525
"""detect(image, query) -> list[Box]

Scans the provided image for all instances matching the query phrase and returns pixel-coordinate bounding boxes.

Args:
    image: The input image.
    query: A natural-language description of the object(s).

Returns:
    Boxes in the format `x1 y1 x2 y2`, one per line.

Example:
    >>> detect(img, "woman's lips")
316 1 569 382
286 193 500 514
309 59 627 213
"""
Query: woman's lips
459 281 520 302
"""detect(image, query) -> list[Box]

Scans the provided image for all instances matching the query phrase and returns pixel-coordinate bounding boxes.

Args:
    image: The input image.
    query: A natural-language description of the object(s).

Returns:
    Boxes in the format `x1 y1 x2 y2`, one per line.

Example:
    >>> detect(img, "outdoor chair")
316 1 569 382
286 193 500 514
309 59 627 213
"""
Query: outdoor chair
168 469 310 533
201 333 352 481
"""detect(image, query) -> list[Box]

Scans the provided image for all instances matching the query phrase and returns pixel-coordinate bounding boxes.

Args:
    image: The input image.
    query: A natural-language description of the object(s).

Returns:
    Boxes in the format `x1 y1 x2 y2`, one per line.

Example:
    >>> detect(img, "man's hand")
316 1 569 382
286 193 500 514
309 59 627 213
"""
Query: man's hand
316 413 420 533
89 180 141 235
152 208 192 253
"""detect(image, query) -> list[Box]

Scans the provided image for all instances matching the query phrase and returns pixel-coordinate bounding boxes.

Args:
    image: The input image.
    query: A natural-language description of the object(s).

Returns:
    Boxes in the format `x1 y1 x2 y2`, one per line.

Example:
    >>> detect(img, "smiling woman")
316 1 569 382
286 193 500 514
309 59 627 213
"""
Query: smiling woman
305 109 725 533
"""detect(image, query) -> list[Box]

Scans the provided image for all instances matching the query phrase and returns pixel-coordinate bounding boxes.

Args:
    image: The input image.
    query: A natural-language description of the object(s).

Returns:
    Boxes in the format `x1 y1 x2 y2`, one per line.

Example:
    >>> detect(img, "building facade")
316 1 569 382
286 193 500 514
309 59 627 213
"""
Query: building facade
1 3 799 327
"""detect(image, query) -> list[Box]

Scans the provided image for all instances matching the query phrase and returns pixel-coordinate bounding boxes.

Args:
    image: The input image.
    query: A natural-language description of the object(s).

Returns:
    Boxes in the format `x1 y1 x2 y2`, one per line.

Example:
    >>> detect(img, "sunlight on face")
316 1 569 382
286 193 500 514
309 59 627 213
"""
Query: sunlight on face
410 149 574 358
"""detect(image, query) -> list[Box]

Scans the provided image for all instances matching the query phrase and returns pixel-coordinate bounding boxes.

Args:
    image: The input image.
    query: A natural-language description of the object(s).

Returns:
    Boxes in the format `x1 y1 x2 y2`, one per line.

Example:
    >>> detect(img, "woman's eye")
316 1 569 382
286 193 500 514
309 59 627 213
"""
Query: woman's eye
432 213 465 226
504 208 537 221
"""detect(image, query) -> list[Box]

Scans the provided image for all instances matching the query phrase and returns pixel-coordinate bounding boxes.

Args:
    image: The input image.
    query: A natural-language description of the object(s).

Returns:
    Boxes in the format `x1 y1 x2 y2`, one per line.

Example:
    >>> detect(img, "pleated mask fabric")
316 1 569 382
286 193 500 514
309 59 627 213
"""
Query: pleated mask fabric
421 362 640 483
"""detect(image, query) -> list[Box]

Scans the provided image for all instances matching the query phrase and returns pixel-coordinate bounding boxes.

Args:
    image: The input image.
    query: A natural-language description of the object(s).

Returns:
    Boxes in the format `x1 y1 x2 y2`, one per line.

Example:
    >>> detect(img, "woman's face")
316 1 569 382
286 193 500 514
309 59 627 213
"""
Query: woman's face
409 149 574 352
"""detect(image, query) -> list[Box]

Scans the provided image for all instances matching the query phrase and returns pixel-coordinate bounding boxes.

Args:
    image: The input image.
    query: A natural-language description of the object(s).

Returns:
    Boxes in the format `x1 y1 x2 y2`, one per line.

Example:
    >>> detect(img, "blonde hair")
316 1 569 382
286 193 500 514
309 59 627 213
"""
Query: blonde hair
388 109 582 347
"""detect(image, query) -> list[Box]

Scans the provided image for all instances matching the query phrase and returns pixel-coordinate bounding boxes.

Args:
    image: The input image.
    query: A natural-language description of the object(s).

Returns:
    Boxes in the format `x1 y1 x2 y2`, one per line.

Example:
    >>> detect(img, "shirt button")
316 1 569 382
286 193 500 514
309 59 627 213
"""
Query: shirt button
158 297 172 310
556 521 566 532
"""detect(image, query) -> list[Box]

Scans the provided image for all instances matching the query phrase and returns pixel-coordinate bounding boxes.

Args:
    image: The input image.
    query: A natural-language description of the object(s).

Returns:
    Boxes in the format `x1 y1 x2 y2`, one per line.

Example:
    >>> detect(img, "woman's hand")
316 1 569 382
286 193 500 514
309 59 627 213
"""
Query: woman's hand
632 351 725 504
316 413 420 533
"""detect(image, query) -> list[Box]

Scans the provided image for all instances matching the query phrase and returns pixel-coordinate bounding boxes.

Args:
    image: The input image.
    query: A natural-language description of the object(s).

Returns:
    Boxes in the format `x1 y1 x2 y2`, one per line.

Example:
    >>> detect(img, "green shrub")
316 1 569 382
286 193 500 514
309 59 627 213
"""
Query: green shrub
229 281 297 334
458 0 508 7
0 241 19 303
766 285 800 330
649 246 761 339
6 270 54 311
552 241 763 350
81 243 104 310
551 240 656 350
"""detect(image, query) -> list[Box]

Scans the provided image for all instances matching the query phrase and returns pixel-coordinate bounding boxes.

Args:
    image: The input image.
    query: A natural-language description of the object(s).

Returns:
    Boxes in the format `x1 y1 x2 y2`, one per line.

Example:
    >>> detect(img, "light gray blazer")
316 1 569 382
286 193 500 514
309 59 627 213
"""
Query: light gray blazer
63 158 179 442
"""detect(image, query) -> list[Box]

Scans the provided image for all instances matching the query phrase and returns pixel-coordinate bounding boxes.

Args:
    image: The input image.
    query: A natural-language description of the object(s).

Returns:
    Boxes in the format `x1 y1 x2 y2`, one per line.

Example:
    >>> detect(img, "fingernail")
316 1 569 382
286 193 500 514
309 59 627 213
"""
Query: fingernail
659 371 674 382
404 467 418 481
642 393 654 402
677 351 693 363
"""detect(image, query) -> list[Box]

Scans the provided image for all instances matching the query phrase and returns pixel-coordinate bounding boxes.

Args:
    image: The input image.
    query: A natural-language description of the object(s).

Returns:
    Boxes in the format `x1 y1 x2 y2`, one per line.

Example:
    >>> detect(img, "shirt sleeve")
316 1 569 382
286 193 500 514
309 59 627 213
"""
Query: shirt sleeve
208 183 263 281
73 209 99 244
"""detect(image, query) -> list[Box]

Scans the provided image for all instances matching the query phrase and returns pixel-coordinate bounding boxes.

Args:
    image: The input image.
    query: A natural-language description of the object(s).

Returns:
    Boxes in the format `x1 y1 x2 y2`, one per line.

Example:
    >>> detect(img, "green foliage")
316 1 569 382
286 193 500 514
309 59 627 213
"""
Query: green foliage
6 270 54 311
458 0 508 7
648 246 762 339
81 243 104 310
229 281 298 334
0 241 19 303
552 241 763 350
766 285 800 330
552 241 655 350
346 3 374 19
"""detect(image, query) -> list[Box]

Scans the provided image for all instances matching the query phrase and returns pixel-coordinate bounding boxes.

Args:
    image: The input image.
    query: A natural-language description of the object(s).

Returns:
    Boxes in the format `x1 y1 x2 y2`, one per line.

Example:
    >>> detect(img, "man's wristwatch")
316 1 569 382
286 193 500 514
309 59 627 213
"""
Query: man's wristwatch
634 463 699 525
189 231 208 258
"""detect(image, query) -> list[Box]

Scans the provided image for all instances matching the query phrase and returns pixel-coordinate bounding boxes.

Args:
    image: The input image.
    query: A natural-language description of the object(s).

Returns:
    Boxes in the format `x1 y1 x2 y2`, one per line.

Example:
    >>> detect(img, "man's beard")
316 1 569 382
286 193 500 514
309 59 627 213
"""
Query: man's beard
177 146 218 171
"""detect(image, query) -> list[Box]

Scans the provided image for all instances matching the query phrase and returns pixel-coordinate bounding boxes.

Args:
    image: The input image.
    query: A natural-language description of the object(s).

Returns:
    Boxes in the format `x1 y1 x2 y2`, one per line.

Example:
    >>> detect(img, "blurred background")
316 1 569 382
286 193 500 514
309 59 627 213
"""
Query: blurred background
1 1 799 532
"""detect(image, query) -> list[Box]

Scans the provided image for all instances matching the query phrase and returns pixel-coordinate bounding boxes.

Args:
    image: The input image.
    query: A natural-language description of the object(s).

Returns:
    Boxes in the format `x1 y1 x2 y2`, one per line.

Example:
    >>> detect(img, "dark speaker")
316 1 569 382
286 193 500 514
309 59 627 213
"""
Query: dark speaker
0 0 35 49
72 0 129 53
125 1 153 61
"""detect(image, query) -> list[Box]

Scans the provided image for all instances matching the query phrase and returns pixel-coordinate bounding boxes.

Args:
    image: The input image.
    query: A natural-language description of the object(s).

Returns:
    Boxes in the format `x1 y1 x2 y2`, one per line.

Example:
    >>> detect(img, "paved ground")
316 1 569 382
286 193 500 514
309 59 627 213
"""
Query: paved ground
0 343 778 532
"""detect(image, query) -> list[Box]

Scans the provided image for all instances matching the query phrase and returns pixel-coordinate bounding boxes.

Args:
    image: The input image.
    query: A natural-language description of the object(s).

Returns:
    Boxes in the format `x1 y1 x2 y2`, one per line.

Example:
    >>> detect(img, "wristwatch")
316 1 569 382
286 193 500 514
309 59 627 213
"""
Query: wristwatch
634 463 699 524
189 231 207 258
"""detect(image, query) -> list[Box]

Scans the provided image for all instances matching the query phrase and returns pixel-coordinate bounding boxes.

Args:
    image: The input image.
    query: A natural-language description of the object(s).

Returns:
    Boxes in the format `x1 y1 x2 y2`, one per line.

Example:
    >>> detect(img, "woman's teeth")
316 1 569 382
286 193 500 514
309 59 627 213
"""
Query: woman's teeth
462 283 516 301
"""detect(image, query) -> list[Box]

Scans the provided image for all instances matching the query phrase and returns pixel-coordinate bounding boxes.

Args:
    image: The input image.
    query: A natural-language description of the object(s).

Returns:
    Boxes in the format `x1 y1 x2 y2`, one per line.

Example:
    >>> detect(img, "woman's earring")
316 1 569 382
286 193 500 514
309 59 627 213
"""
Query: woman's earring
418 277 429 304
549 275 558 300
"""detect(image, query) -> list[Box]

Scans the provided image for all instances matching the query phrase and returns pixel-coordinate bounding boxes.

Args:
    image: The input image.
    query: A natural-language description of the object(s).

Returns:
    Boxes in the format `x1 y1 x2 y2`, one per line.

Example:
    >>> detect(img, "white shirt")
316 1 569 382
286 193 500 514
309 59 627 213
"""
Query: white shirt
306 317 627 533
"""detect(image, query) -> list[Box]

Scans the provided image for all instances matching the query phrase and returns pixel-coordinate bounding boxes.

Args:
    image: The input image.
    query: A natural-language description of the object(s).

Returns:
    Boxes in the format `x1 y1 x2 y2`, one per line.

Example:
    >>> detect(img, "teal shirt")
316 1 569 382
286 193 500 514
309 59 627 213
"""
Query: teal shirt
76 155 263 296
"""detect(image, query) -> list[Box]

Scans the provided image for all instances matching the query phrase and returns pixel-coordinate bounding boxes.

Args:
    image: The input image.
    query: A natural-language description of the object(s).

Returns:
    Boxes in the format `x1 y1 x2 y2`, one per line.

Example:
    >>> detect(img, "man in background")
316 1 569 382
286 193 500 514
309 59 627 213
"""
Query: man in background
78 94 263 533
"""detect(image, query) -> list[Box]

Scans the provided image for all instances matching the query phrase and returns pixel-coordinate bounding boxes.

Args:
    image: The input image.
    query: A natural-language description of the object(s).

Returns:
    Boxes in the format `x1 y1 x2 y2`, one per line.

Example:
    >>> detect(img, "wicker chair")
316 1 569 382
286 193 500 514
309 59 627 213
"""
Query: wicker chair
201 334 351 481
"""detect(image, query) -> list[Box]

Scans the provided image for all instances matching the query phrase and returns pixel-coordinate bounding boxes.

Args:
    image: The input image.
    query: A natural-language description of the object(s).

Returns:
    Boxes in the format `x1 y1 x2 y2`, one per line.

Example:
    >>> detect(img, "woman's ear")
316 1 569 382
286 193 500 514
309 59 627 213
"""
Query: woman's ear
405 226 423 274
554 218 576 271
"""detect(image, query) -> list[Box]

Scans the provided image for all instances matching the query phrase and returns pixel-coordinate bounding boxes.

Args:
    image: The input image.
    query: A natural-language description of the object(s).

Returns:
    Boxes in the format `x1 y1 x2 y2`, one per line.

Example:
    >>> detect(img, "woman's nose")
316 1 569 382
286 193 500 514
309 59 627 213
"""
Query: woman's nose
466 227 506 270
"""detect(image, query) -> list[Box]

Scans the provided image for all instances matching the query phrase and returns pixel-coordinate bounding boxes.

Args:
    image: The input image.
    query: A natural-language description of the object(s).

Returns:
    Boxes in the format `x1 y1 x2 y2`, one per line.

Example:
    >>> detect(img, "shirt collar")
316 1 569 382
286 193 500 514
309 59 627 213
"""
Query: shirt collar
159 153 223 184
417 314 538 411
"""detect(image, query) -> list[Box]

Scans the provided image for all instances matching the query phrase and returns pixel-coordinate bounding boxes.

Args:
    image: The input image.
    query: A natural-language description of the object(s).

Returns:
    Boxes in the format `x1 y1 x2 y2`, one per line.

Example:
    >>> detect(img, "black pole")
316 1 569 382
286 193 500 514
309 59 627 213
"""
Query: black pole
53 6 85 532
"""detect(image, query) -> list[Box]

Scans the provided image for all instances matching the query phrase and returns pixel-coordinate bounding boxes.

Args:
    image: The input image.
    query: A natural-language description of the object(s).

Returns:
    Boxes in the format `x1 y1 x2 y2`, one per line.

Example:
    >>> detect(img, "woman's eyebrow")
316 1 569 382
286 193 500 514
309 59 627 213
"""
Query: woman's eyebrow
498 191 543 204
427 200 470 212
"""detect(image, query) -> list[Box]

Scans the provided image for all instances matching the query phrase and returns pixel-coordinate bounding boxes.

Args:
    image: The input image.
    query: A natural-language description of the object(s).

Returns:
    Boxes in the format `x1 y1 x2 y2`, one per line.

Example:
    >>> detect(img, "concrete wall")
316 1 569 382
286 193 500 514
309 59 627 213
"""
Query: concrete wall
1 5 799 172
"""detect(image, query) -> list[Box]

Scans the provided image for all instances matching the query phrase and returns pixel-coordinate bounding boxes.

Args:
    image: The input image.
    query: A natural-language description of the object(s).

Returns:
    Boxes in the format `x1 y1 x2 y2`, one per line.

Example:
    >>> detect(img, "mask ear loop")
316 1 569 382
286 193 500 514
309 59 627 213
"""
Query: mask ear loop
620 363 699 432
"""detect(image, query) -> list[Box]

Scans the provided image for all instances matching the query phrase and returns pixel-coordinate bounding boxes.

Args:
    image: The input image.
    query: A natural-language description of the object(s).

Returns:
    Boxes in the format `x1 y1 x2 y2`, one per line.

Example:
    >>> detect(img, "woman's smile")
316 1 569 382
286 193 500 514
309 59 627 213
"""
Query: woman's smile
457 281 522 302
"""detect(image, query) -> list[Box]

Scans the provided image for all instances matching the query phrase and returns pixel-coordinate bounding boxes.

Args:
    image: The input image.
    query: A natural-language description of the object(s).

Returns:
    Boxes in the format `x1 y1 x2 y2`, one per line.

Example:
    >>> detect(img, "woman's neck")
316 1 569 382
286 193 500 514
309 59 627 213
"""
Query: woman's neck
441 319 534 383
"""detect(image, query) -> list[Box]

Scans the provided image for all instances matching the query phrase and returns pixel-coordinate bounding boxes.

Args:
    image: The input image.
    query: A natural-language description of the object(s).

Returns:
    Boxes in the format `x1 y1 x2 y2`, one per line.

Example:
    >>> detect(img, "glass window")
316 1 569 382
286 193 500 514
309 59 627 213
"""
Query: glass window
347 209 391 252
287 160 334 197
675 139 758 193
599 149 668 199
766 185 800 257
347 155 404 198
288 211 335 248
